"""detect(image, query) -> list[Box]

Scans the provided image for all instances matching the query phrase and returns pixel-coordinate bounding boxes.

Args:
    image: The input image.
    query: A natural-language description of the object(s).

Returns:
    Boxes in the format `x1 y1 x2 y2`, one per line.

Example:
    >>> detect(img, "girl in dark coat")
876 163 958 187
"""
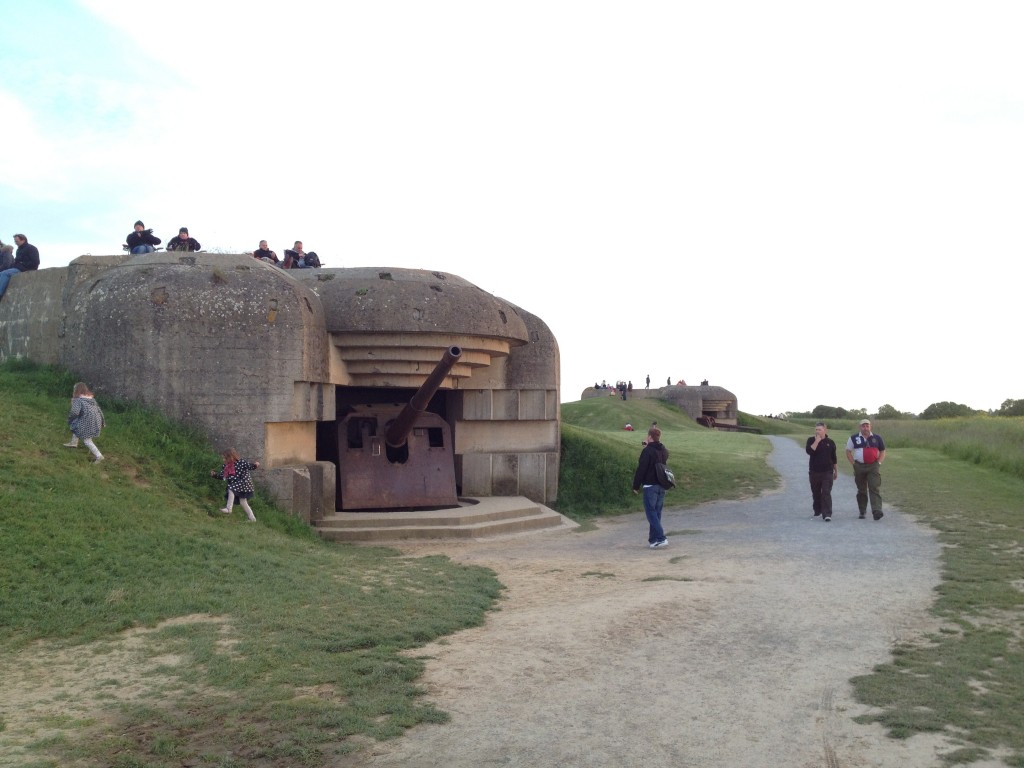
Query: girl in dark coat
211 447 260 521
67 382 105 462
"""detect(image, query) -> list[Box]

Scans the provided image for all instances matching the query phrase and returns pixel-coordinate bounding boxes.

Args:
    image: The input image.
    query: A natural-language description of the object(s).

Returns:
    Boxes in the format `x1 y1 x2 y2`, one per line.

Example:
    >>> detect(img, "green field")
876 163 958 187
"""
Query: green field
556 396 777 519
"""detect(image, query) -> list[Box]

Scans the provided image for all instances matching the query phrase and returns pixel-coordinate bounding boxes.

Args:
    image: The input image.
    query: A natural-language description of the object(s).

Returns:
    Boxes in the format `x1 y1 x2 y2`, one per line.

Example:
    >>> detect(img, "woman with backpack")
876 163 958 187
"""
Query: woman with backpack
632 425 671 549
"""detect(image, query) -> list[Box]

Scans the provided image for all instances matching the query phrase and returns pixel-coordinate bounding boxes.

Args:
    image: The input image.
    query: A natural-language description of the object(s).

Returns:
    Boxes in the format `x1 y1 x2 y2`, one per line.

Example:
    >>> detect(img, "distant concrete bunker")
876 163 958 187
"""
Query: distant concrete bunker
0 254 561 521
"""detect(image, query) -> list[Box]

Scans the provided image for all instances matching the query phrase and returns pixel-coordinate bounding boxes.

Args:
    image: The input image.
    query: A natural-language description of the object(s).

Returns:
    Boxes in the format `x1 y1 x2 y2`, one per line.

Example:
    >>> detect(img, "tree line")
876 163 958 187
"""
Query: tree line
786 398 1024 421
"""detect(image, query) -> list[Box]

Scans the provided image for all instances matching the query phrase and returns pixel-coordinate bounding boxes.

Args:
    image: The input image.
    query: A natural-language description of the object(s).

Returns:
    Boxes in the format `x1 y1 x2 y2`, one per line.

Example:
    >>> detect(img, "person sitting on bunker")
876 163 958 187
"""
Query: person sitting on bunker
166 227 202 252
125 220 161 254
0 234 40 300
283 240 321 268
253 240 279 265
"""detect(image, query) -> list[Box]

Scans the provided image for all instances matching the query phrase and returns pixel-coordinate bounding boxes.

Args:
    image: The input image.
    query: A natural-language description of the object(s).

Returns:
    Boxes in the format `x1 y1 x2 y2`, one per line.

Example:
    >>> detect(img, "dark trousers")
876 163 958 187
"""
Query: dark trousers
853 461 883 516
808 471 834 517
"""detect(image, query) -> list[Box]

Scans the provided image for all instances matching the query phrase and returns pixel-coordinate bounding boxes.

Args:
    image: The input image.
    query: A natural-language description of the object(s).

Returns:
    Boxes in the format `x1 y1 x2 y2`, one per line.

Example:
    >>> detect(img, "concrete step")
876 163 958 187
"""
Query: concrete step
313 496 575 542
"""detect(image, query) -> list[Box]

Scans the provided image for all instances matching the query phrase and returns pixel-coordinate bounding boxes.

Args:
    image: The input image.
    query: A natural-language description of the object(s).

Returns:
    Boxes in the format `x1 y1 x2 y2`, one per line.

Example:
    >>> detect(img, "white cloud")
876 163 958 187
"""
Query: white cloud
0 90 66 195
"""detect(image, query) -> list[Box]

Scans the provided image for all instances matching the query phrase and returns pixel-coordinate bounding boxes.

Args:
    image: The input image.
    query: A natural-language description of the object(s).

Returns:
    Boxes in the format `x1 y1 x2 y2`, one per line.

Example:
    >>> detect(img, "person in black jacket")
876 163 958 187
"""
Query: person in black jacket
167 227 201 252
253 240 279 265
0 234 40 300
283 240 321 269
126 220 162 254
805 421 838 521
632 425 670 548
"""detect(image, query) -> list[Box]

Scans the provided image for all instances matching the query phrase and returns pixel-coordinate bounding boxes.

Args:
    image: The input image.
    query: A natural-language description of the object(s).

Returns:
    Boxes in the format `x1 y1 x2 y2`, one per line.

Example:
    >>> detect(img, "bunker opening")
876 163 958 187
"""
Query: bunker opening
316 346 463 512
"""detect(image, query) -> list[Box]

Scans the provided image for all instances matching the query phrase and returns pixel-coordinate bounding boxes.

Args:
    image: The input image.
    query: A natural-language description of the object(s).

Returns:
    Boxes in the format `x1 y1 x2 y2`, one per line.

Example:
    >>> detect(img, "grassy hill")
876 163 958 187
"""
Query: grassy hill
0 360 502 766
556 396 778 518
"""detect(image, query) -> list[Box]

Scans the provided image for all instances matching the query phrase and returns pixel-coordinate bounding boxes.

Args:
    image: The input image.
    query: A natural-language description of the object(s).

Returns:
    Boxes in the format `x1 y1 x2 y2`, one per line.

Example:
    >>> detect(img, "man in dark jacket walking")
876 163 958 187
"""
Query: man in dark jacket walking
806 422 838 520
0 234 40 300
632 425 670 548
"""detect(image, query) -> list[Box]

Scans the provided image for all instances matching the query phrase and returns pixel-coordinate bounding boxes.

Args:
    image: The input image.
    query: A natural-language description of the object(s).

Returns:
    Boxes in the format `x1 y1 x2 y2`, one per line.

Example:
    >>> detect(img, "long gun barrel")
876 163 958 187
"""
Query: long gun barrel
385 346 462 448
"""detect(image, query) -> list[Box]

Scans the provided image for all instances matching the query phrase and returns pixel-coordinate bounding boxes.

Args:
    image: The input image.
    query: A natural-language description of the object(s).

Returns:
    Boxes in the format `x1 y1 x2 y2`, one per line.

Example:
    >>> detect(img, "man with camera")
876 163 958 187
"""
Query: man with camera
125 220 162 254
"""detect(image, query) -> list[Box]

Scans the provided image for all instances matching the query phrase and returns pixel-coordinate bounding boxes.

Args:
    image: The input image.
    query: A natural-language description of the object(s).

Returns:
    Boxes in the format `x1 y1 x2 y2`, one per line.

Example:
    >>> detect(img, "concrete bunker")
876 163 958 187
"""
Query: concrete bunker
581 382 739 427
0 254 561 522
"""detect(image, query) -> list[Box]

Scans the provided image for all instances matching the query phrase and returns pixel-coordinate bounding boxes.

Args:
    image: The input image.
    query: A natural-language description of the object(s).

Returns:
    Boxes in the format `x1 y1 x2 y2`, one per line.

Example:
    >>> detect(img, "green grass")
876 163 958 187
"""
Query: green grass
869 415 1024 481
819 421 1024 766
0 360 503 767
556 397 778 518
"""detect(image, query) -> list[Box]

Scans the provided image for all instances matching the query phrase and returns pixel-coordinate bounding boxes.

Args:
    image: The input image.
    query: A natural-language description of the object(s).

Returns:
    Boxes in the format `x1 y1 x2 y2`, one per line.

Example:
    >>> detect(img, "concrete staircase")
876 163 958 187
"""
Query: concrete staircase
313 496 576 543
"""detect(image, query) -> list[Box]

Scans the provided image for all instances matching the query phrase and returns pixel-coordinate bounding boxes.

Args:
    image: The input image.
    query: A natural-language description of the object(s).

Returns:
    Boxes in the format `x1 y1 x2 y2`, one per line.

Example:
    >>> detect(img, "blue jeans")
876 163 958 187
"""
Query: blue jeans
642 484 666 543
130 245 155 254
0 267 22 298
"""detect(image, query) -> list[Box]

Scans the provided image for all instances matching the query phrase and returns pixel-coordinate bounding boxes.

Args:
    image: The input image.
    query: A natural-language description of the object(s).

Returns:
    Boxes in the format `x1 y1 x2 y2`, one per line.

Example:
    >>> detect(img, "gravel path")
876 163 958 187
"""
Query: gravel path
354 435 951 768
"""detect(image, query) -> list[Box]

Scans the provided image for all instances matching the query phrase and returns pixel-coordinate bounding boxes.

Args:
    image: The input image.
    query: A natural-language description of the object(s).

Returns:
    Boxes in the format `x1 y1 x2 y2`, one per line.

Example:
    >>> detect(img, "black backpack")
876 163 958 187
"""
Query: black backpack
655 463 676 490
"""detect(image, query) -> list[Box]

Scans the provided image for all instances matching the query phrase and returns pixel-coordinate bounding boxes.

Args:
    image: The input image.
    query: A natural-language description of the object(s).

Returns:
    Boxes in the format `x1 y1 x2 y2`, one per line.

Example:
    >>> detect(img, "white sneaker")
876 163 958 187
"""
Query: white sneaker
63 441 79 448
651 539 669 549
219 508 231 514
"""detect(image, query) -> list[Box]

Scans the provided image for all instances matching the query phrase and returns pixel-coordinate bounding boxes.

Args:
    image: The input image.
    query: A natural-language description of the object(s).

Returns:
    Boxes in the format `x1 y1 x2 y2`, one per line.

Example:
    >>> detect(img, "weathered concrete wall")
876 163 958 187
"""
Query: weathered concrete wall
0 268 67 364
262 461 336 523
293 267 530 341
455 305 560 502
59 253 332 460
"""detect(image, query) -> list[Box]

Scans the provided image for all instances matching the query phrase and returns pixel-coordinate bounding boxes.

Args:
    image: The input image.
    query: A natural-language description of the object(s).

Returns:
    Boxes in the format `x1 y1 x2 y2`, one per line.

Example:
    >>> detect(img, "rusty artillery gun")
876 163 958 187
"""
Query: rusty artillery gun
336 346 462 510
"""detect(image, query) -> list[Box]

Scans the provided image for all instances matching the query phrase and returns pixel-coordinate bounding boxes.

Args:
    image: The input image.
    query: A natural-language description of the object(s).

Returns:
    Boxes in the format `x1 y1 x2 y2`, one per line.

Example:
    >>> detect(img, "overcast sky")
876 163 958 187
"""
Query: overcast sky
3 1 1021 416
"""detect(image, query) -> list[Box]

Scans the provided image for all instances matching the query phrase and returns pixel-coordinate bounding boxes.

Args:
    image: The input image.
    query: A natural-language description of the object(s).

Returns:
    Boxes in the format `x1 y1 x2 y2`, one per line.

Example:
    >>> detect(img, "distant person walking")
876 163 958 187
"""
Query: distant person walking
125 220 161 254
805 421 838 520
67 382 105 463
0 234 40 300
667 376 671 386
645 374 650 389
166 227 201 252
845 418 886 520
211 448 260 521
632 426 670 548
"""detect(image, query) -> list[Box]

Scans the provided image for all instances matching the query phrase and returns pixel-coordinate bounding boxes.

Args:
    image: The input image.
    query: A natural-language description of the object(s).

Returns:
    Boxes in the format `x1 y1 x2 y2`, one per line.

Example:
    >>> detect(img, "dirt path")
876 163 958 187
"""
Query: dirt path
354 436 957 768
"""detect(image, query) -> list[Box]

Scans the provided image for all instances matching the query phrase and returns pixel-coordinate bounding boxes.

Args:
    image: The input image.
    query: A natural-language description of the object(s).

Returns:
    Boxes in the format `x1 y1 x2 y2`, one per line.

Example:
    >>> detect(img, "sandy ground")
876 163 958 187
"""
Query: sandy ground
353 436 962 768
